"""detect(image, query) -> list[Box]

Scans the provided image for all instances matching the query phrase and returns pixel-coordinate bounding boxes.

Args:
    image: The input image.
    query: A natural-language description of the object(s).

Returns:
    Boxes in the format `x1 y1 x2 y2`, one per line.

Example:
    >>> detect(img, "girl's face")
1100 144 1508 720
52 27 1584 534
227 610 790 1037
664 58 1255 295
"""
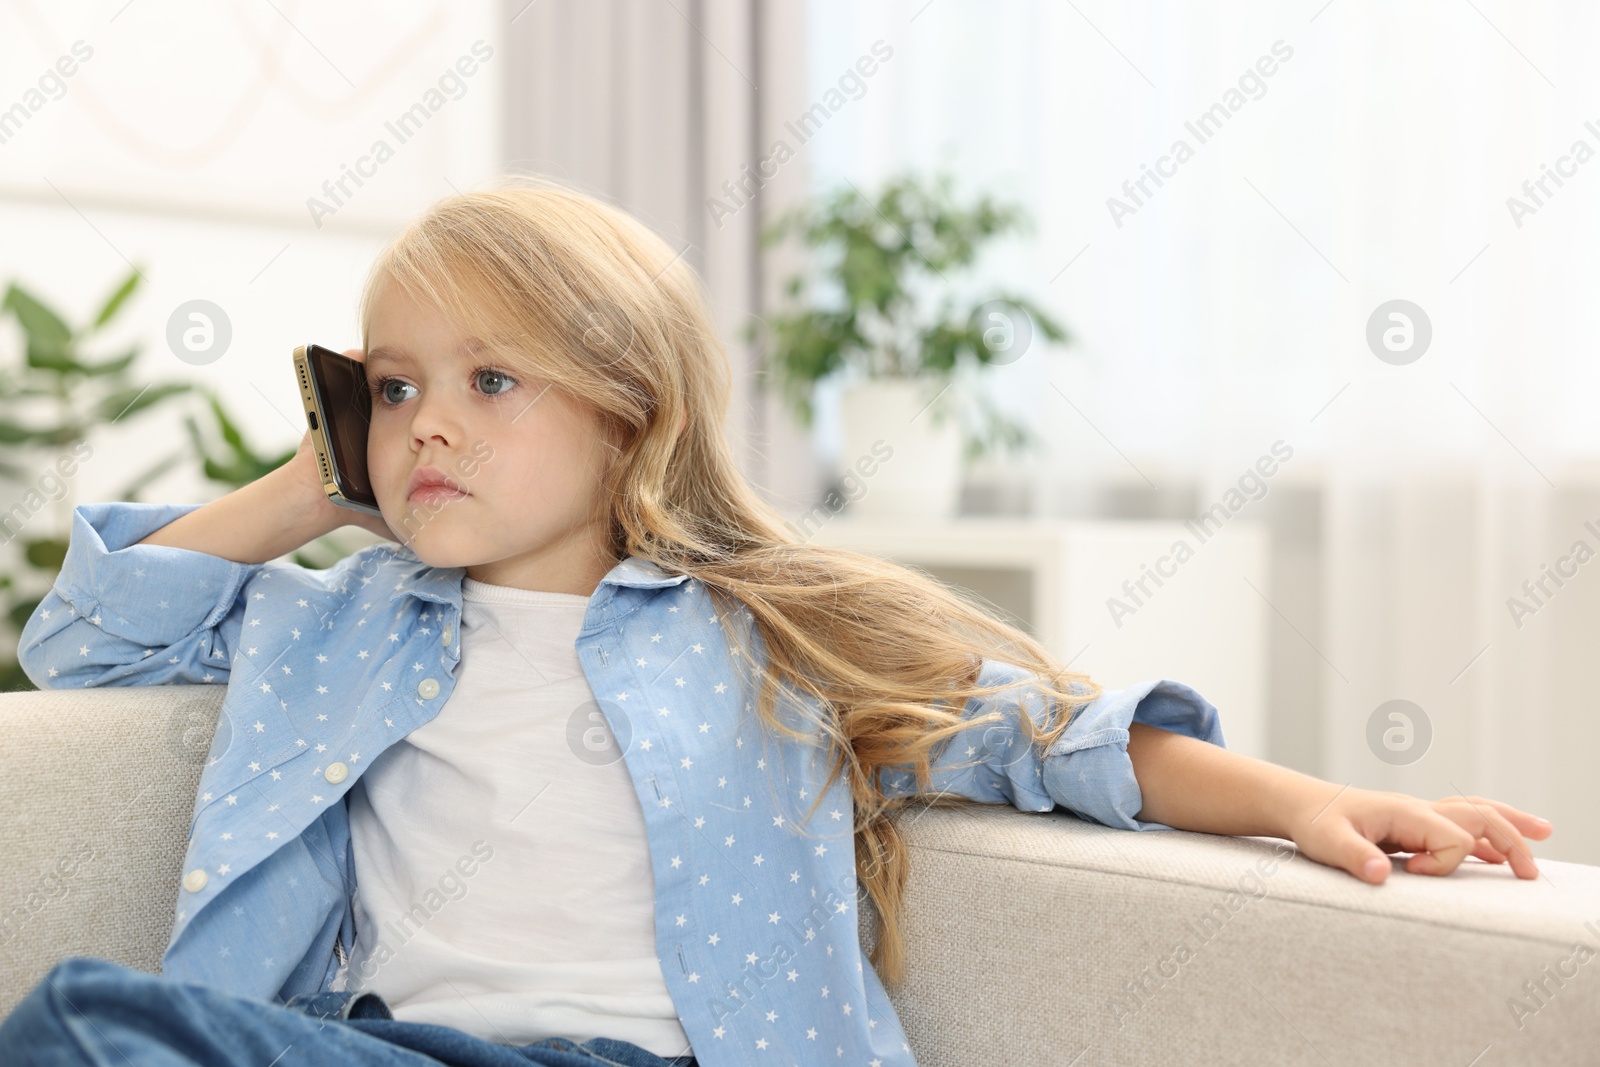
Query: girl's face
363 274 620 595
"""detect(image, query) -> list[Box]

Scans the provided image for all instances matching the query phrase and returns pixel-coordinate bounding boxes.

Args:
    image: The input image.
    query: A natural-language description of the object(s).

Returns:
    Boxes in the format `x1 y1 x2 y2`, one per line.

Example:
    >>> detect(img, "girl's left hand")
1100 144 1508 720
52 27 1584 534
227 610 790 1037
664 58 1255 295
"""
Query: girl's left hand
1287 788 1554 884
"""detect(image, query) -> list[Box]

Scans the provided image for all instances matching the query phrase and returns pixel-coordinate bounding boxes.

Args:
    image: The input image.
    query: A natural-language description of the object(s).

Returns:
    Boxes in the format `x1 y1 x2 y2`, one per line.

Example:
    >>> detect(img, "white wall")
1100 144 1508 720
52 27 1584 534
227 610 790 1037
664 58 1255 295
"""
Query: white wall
0 0 503 517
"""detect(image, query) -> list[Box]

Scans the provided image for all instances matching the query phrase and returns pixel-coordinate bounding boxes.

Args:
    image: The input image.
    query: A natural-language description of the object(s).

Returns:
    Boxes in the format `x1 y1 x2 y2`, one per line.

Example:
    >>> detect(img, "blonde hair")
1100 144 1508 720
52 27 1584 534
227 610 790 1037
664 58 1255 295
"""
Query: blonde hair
357 175 1102 990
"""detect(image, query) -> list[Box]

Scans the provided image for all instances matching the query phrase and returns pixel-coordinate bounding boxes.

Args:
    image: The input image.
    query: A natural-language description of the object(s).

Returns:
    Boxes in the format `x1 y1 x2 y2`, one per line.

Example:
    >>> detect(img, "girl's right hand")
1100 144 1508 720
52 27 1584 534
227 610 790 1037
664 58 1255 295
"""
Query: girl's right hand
281 347 396 542
1288 786 1551 884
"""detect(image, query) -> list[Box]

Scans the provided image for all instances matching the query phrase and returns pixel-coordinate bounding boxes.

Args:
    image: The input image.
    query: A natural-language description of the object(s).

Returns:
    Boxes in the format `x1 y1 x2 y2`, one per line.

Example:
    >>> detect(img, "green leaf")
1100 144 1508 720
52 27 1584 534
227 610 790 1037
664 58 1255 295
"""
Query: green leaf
8 594 45 630
23 538 68 570
0 418 60 445
0 657 39 694
990 295 1070 346
92 268 143 331
3 284 71 352
207 392 247 455
199 455 231 482
95 381 192 423
182 412 207 455
25 348 93 375
761 307 861 424
78 345 140 377
187 390 281 491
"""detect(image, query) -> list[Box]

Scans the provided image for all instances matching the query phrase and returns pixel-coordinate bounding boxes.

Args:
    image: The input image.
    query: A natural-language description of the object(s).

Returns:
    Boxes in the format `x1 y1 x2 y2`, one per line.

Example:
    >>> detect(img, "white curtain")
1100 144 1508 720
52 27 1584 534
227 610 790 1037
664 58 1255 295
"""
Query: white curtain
804 0 1600 863
503 0 820 511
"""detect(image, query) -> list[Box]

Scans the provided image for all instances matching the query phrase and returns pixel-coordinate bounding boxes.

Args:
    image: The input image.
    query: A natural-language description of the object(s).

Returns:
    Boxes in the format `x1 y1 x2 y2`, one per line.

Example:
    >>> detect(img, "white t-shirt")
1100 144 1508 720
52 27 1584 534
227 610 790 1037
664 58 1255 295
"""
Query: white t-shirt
341 575 692 1058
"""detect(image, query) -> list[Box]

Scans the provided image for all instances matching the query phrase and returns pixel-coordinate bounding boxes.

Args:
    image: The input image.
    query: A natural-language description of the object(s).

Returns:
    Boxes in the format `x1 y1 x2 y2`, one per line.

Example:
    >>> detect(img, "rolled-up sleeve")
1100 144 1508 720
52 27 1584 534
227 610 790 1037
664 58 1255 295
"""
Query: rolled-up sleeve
17 501 260 690
878 658 1226 832
1040 677 1226 831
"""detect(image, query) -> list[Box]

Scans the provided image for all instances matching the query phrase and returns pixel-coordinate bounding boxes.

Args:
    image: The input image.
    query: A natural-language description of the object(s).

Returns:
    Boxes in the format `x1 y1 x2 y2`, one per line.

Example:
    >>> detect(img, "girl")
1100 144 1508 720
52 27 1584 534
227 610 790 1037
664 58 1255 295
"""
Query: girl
3 178 1552 1067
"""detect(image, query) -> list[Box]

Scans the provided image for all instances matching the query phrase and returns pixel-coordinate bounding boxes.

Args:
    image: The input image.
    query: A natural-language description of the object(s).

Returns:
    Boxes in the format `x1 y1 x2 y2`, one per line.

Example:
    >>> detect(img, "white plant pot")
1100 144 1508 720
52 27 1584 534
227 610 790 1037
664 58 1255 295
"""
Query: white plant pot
837 378 963 519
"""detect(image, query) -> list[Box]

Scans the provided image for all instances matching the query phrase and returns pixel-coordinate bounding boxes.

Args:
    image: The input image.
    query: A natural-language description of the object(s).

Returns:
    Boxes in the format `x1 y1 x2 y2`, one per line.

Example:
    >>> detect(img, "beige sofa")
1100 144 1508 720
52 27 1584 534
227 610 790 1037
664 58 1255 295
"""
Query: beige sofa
2 684 1597 1065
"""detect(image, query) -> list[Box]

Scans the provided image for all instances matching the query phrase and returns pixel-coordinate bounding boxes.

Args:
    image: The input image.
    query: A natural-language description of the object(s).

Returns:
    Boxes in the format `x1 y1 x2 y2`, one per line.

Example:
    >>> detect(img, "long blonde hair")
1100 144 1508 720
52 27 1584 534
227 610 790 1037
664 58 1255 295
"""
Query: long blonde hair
358 176 1102 989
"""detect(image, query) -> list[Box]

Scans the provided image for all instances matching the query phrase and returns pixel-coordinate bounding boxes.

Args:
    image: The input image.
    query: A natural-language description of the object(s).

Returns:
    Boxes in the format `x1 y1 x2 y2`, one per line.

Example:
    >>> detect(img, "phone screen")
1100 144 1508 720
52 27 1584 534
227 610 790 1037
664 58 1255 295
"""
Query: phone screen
306 344 376 507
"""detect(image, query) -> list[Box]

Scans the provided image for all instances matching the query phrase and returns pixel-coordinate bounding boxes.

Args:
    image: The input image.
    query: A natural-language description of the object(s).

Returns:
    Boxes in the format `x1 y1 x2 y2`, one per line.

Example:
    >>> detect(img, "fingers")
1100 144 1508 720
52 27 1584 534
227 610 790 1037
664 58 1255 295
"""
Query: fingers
1433 798 1542 879
1318 825 1408 889
1442 795 1554 841
1358 804 1478 879
1359 854 1392 884
1469 837 1509 865
1322 793 1551 884
1436 794 1551 833
1323 826 1400 884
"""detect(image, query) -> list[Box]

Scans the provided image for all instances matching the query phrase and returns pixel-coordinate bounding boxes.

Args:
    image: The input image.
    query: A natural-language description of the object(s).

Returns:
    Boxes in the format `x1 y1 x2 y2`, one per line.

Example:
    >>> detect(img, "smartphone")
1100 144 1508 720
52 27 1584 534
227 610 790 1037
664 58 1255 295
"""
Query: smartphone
293 344 382 516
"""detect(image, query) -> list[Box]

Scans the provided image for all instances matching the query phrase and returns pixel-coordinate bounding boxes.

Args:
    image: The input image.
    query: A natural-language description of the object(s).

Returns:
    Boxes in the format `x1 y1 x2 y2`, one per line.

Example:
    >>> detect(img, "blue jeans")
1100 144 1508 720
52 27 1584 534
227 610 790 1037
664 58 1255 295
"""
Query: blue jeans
0 956 698 1067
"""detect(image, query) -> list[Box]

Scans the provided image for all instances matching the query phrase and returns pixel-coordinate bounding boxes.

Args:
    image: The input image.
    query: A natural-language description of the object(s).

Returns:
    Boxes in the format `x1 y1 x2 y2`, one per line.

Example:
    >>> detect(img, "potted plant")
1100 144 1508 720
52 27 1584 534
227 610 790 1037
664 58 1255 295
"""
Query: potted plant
757 171 1067 518
0 270 366 692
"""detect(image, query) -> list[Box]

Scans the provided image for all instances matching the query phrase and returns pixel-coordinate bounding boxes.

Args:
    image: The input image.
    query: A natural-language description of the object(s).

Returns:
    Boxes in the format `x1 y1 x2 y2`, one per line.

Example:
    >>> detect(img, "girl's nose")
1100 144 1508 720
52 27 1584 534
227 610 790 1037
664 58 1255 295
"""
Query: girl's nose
408 400 463 449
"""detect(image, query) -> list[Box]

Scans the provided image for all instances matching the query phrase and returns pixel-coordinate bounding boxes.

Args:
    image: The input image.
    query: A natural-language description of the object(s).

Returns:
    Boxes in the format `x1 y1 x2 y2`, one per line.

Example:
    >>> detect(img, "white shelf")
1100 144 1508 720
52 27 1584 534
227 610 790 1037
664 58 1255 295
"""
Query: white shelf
805 515 1269 759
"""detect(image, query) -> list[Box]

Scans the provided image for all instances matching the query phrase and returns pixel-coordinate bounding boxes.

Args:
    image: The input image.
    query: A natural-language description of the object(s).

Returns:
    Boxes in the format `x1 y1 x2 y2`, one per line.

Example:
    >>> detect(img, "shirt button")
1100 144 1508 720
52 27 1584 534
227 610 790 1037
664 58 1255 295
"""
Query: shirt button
324 761 348 784
442 626 453 646
418 677 440 699
183 868 208 892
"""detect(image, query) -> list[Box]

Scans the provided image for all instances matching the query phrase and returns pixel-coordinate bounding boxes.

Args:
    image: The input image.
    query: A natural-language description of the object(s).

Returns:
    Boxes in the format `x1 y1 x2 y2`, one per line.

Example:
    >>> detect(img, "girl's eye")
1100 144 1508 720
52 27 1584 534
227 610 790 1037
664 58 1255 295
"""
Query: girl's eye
366 368 517 407
368 376 415 406
475 368 515 396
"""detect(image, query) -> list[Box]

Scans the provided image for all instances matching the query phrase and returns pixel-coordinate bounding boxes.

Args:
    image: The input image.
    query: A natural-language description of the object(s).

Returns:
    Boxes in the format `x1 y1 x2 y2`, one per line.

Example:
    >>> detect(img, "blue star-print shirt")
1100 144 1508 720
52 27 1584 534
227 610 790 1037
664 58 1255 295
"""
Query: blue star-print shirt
18 500 1227 1067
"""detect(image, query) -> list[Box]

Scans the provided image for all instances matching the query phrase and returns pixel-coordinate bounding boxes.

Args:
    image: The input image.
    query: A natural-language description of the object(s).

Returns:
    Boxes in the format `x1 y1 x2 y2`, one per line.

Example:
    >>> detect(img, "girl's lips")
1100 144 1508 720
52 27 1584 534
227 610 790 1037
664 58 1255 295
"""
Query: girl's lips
409 485 469 502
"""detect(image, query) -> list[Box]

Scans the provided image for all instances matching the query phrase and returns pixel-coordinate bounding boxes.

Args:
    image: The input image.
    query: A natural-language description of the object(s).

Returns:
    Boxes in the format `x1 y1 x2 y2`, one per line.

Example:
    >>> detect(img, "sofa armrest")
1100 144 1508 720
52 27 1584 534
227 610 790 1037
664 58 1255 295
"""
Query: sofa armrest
0 685 225 1016
861 800 1600 1067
